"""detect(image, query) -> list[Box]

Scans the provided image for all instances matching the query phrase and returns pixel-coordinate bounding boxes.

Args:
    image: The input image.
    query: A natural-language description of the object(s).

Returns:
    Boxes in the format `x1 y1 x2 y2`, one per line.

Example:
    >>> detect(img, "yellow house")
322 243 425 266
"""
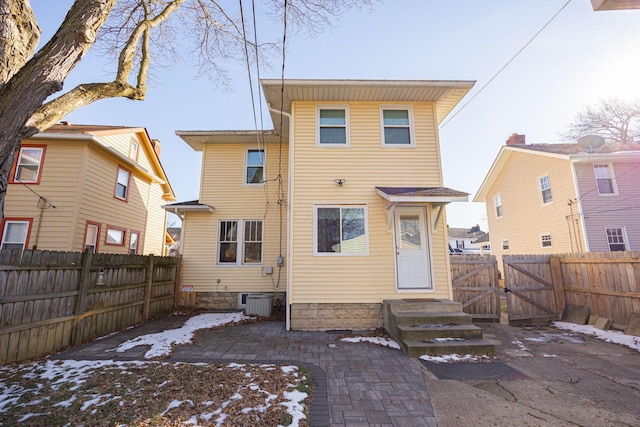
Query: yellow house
474 133 640 273
171 79 474 330
1 123 176 255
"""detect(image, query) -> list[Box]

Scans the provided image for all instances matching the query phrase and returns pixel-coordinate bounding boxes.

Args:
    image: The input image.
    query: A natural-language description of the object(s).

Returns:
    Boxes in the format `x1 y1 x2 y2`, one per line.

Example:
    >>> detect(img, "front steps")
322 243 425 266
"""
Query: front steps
383 299 495 357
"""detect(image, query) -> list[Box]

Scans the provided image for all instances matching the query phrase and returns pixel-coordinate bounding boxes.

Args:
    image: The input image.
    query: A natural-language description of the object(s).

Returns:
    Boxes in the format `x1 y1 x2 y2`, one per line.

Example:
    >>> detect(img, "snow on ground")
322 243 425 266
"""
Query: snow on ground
0 360 308 427
419 354 491 363
340 336 401 349
553 321 640 352
109 312 251 358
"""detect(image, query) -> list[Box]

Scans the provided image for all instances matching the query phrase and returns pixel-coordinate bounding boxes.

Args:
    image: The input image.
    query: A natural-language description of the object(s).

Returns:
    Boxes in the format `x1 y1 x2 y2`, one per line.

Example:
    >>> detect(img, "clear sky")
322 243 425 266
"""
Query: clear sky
30 1 640 230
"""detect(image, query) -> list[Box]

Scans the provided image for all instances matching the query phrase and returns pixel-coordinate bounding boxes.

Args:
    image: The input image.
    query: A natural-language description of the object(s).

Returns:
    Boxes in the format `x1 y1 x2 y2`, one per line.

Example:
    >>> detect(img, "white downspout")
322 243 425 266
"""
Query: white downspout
267 103 293 331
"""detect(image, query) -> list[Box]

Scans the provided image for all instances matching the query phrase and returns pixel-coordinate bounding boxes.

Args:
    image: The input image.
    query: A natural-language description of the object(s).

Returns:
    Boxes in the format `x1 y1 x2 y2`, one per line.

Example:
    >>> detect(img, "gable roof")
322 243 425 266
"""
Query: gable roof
447 227 487 240
30 123 176 201
473 141 640 202
261 79 475 139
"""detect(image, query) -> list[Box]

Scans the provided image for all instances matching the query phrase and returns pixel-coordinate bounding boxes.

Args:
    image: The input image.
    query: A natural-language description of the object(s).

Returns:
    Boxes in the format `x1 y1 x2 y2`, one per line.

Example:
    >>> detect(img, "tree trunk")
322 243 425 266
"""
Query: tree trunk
0 0 117 218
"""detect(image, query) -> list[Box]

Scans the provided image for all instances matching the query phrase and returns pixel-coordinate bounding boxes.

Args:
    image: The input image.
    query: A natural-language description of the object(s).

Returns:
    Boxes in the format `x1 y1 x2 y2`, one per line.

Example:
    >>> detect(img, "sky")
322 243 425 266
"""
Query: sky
30 1 640 230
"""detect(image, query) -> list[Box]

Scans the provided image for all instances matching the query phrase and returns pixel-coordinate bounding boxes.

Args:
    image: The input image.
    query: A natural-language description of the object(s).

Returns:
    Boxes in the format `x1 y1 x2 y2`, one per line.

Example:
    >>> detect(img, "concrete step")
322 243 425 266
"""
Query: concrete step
397 324 484 341
403 338 496 358
384 298 462 314
393 311 473 326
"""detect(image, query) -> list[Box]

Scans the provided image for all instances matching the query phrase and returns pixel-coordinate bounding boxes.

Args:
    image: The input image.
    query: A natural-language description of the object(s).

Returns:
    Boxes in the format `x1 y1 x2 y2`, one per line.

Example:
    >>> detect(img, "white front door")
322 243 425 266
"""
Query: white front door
395 207 432 289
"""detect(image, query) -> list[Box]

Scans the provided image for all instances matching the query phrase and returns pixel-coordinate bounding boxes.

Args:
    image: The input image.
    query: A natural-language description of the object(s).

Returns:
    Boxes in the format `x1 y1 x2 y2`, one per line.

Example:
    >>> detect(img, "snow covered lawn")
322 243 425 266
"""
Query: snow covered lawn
0 360 310 426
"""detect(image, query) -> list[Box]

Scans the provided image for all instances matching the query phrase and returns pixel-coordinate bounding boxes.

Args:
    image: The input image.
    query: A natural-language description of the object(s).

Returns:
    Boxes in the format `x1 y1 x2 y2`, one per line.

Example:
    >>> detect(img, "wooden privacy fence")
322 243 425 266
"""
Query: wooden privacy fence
0 249 179 364
503 251 640 328
450 254 501 322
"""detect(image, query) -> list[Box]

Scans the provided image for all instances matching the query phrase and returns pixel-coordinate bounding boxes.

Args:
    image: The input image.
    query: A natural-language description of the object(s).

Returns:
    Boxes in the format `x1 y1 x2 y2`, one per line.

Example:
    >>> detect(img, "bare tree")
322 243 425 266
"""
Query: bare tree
561 98 640 144
0 0 374 219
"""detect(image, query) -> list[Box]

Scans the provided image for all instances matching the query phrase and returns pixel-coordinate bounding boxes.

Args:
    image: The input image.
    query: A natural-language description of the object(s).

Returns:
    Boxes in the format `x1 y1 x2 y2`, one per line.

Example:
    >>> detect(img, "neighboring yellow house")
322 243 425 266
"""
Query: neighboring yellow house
1 123 176 255
170 79 474 330
474 133 640 273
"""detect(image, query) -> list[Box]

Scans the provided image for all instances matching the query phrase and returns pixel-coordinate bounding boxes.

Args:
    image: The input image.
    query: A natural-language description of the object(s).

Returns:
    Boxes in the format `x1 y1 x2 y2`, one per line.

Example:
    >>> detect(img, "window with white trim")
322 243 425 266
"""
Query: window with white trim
1 220 30 251
105 226 125 246
84 223 100 253
539 175 553 204
315 205 367 255
606 227 626 251
245 149 265 185
129 140 139 161
502 239 509 251
494 195 503 218
129 231 139 255
541 234 552 248
318 106 348 146
12 146 45 183
381 107 414 146
594 164 616 195
218 220 263 265
115 167 130 200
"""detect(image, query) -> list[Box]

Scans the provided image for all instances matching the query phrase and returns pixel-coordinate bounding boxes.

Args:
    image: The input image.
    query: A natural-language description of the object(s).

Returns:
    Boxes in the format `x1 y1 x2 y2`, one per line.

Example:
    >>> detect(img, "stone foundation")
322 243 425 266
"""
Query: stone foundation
290 303 383 331
195 292 285 310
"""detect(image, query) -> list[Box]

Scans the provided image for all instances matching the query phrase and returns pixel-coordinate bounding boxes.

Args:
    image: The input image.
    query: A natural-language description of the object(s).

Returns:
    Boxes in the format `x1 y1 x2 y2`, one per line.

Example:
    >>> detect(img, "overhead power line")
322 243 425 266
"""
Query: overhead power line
440 0 573 129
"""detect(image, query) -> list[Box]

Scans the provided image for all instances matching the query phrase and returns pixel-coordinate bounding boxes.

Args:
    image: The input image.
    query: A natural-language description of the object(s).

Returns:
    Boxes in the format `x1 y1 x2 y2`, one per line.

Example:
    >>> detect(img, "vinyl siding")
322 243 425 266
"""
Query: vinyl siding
180 143 289 292
4 142 85 251
98 133 154 172
289 101 450 304
485 151 578 266
575 161 640 252
76 149 156 254
5 134 169 255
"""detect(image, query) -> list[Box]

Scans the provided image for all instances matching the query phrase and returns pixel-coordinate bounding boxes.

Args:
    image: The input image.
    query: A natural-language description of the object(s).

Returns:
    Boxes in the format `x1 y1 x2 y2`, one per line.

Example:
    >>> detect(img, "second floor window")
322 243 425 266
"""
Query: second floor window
115 167 131 200
245 149 265 185
594 164 616 195
318 107 348 145
494 195 503 218
381 108 413 146
12 146 45 183
539 175 553 204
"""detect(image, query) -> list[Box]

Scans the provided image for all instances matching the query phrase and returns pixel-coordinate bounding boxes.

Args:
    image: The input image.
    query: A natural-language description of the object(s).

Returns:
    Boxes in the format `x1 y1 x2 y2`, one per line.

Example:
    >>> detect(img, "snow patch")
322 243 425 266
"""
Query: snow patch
553 322 640 352
109 312 251 358
419 354 490 363
340 336 401 349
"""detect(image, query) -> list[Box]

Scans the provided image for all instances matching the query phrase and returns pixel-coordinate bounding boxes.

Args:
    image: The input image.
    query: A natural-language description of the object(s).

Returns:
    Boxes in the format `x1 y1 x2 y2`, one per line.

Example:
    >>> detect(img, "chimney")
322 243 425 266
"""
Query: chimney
60 121 72 126
151 139 161 158
506 133 525 146
470 224 480 233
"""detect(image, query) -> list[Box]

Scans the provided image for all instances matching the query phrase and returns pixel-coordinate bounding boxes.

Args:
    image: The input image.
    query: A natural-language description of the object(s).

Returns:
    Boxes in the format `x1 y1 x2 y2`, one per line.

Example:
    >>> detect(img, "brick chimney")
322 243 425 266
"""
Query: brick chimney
506 133 525 146
151 139 161 158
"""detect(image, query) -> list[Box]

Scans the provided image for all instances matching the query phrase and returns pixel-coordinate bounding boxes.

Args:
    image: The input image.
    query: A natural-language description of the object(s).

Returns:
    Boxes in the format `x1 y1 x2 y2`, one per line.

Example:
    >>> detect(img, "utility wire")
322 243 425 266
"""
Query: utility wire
440 0 572 129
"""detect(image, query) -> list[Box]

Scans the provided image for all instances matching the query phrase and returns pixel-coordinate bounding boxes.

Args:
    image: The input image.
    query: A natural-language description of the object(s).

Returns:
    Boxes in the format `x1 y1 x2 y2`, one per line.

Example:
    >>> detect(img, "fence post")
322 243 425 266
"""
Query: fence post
72 248 93 346
143 254 154 320
550 257 565 319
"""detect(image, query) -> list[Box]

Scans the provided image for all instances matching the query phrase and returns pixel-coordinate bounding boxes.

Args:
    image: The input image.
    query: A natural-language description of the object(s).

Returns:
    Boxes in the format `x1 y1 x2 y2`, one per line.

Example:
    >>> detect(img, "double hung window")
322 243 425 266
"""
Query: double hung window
11 146 45 184
115 167 131 200
594 164 616 195
318 107 348 146
245 149 265 185
494 195 503 218
1 220 31 251
381 107 413 146
315 206 367 255
539 175 553 204
84 223 100 253
606 227 626 251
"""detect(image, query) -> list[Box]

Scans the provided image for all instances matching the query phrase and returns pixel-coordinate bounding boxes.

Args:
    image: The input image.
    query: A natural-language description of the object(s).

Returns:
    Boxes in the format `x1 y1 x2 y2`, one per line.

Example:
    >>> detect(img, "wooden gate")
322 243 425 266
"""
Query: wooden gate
450 254 501 322
503 255 560 326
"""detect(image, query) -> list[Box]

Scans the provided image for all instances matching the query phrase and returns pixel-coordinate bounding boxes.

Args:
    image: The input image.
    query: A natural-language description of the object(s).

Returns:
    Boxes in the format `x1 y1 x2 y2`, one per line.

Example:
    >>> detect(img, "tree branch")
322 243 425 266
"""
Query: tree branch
0 0 40 85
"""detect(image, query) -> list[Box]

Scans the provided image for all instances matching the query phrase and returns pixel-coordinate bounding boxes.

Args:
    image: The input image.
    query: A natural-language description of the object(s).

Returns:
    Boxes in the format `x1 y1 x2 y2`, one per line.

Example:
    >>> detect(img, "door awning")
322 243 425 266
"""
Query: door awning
376 187 469 203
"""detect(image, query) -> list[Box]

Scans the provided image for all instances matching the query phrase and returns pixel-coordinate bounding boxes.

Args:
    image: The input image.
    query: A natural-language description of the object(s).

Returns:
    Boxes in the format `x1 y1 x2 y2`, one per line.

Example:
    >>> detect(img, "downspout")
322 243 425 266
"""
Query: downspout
267 103 293 331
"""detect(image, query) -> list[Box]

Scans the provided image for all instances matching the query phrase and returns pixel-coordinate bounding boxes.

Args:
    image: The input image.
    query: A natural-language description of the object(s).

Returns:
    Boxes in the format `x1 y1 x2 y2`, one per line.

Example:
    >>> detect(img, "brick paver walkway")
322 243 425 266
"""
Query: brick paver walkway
55 317 436 427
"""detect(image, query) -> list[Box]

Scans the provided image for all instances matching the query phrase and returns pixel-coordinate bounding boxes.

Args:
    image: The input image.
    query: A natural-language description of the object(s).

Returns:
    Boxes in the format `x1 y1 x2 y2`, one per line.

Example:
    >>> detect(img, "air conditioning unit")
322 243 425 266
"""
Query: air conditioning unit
246 293 272 317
